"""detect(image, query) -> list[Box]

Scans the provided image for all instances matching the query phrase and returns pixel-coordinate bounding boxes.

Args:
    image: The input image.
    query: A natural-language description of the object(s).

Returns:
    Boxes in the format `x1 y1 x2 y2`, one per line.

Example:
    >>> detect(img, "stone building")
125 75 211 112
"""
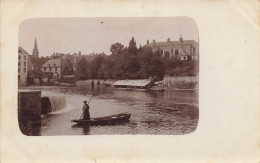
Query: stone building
145 35 199 60
18 47 29 85
41 58 63 79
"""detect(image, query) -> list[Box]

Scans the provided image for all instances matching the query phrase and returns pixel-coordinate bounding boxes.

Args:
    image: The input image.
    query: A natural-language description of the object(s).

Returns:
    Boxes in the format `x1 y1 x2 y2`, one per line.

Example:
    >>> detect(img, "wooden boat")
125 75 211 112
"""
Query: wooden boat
71 112 131 125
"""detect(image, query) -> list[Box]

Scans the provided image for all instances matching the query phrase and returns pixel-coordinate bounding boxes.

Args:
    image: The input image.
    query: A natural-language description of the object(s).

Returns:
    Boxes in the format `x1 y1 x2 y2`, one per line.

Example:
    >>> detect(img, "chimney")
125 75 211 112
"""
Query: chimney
153 40 156 45
167 38 170 43
147 40 149 45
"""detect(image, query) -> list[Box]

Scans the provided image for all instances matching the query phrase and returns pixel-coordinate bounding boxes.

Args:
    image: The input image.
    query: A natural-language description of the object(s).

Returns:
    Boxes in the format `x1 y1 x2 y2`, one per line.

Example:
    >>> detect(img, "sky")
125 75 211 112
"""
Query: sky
19 17 199 56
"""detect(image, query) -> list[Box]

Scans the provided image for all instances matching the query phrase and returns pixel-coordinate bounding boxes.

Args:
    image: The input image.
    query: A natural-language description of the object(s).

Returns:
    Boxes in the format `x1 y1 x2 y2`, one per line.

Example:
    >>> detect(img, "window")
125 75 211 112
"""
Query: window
54 64 56 66
44 67 46 72
55 67 57 71
49 67 52 71
18 62 21 66
24 68 26 72
175 49 179 55
18 50 22 53
192 47 196 53
24 62 26 66
18 68 20 73
161 50 164 54
18 75 20 80
171 49 173 54
24 56 26 60
19 55 21 60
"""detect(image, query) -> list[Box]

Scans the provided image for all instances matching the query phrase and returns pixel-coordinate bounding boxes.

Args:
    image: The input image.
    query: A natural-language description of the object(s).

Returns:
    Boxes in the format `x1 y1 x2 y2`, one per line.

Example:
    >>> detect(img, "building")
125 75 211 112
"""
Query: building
27 37 49 71
31 37 39 58
18 47 29 85
113 79 153 89
145 35 199 60
41 58 63 79
28 57 49 71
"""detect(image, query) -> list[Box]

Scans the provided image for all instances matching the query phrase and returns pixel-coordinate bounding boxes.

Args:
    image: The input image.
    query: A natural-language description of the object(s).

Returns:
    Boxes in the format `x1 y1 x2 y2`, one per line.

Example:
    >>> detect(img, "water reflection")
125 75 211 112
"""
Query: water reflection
21 85 199 135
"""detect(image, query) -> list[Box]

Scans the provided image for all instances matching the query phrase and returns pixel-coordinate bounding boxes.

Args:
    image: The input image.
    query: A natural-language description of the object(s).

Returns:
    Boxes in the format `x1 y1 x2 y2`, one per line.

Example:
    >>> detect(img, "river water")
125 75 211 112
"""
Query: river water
20 85 199 135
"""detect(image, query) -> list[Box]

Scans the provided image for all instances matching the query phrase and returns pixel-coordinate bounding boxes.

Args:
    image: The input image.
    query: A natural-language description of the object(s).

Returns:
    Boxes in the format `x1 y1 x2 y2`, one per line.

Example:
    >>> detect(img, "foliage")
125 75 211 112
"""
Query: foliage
75 58 89 80
74 37 198 80
62 59 73 76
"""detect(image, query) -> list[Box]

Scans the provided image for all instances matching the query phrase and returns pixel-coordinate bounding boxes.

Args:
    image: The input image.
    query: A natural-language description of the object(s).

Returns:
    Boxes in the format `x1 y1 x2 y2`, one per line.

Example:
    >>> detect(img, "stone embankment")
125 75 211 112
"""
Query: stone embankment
163 76 199 90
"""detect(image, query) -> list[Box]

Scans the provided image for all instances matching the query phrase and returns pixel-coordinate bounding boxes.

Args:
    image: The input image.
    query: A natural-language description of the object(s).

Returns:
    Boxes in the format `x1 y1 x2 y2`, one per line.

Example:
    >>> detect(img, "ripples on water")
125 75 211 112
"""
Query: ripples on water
20 85 199 135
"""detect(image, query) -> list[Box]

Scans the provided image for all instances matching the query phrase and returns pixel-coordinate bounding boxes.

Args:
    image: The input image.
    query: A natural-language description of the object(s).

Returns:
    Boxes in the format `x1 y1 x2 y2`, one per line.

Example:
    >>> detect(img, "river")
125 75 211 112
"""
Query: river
19 85 199 135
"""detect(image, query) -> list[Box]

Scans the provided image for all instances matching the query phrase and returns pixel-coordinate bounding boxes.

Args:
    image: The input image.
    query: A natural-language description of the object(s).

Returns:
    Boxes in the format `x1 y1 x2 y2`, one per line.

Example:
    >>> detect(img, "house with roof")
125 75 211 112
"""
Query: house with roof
113 79 153 89
41 58 63 79
18 47 29 85
27 57 49 71
145 35 199 61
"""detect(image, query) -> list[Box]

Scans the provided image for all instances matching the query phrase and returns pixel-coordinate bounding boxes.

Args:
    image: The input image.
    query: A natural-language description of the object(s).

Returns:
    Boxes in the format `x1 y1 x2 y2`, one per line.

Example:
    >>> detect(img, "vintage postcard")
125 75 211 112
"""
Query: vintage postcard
1 0 260 162
18 17 199 136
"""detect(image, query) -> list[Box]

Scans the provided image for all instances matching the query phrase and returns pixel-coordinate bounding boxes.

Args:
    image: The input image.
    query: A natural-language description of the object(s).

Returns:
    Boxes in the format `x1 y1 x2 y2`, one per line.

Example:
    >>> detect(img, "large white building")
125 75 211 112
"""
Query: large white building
145 35 199 61
18 47 29 85
41 58 63 79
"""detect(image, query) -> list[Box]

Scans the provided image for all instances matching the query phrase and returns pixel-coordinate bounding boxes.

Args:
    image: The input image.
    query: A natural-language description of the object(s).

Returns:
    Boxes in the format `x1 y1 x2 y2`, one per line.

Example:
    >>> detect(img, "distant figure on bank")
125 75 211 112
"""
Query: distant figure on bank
91 80 95 88
82 101 90 120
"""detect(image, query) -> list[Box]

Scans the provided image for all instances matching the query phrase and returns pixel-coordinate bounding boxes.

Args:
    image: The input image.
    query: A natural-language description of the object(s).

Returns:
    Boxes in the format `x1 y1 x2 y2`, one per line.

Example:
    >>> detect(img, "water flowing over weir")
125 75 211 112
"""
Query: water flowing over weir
49 96 66 112
41 96 67 113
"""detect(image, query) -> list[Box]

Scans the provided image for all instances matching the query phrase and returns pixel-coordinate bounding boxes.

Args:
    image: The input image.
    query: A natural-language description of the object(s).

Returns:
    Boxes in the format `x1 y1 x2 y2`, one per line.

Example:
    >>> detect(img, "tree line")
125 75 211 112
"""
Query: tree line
75 37 198 81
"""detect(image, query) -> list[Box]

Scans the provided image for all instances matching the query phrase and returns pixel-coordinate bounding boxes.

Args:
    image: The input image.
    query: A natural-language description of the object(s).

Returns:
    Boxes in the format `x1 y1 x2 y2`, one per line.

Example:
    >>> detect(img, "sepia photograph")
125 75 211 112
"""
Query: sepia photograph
1 0 260 162
18 17 199 135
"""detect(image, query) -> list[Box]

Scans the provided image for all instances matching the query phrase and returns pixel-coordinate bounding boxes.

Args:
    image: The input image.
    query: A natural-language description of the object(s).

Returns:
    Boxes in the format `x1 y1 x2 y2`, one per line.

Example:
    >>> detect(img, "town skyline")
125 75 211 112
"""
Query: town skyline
19 17 199 56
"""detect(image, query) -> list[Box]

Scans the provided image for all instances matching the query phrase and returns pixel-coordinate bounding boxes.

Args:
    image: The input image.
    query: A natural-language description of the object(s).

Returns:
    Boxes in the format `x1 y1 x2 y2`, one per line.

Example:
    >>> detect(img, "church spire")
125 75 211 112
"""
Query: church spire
32 37 39 58
34 37 38 49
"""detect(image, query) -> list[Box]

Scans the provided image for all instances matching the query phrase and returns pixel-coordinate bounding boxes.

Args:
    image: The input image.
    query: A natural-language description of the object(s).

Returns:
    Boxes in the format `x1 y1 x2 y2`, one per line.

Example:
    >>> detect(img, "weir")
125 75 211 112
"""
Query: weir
41 96 66 113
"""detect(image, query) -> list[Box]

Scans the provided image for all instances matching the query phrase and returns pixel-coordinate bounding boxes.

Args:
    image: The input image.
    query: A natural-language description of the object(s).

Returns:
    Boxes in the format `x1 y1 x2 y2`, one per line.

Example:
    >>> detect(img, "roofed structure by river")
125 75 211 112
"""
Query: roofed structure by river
113 79 153 89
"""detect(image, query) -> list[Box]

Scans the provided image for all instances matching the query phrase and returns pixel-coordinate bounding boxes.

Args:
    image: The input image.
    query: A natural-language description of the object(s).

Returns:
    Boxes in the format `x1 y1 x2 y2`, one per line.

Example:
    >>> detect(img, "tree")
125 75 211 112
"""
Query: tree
128 37 138 55
62 59 73 75
75 58 89 80
110 43 124 57
89 54 106 79
149 49 165 80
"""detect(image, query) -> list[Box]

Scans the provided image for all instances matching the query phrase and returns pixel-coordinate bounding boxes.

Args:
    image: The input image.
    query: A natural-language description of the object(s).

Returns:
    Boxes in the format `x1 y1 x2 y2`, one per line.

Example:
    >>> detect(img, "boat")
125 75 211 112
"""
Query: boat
71 112 131 125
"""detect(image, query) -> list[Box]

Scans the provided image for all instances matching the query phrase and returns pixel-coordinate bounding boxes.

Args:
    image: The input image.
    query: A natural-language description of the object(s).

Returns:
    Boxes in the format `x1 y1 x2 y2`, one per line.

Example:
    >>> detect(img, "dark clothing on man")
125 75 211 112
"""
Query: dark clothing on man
82 103 90 120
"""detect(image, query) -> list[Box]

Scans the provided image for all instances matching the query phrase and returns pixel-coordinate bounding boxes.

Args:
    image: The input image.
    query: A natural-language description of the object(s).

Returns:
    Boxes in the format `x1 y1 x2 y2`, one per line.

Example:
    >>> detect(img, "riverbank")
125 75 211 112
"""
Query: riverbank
20 76 199 91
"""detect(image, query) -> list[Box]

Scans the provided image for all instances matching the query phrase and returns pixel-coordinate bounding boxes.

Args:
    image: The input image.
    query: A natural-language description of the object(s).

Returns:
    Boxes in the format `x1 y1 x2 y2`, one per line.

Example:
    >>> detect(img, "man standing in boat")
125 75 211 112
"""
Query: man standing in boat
82 101 90 120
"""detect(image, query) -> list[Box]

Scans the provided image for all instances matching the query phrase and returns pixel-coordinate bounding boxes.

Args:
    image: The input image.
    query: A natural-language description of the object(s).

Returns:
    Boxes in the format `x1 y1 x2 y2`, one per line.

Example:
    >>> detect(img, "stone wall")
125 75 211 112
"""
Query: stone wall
18 90 41 121
18 74 27 86
163 75 199 89
76 79 117 87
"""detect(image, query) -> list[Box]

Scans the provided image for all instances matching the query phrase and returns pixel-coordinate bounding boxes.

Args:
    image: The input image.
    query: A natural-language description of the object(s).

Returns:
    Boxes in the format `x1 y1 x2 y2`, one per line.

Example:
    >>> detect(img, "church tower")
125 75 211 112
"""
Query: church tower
32 37 39 58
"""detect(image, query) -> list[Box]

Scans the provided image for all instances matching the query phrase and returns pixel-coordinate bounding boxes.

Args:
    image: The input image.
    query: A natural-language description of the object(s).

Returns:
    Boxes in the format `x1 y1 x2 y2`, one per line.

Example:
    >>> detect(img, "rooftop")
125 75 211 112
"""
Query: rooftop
30 57 49 67
113 79 152 87
18 47 29 55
